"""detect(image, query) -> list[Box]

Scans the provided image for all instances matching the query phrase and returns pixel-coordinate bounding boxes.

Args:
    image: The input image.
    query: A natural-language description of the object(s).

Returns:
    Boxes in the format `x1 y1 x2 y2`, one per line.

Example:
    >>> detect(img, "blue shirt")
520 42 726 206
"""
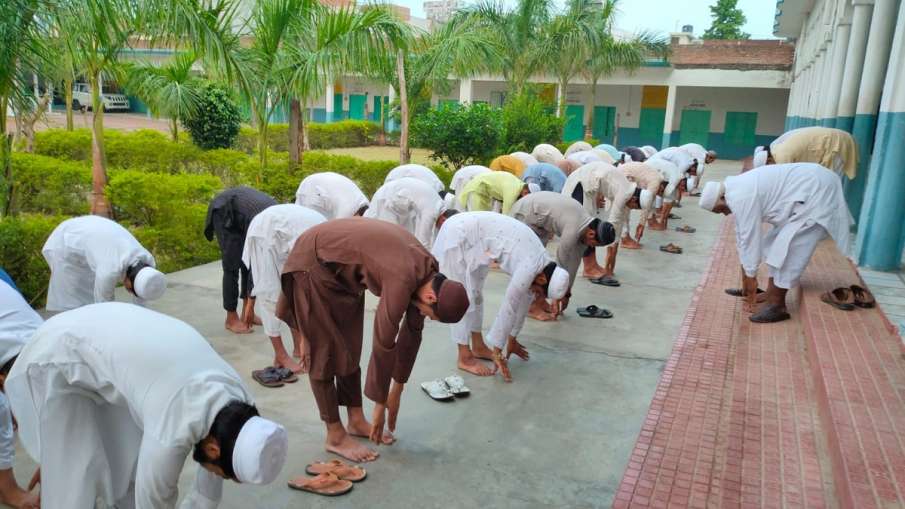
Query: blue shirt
0 269 19 294
522 163 567 193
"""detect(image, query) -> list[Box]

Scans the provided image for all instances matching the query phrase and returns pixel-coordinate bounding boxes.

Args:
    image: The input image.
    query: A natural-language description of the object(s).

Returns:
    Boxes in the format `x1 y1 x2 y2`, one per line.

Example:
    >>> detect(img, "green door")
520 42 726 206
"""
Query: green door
724 111 757 147
372 95 382 122
639 108 666 147
331 93 344 121
592 106 616 142
678 109 711 146
564 105 585 142
349 94 366 120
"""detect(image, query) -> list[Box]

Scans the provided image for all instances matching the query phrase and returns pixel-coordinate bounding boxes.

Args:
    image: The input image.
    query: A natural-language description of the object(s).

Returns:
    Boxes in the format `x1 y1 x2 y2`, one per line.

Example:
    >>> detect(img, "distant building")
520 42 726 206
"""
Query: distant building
423 0 462 24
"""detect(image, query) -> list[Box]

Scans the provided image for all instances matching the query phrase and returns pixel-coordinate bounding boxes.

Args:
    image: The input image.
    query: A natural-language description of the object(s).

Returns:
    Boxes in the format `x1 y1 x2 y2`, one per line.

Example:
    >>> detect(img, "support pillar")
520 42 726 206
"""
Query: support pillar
822 21 852 127
458 78 472 104
845 0 899 218
386 85 397 132
856 0 905 270
325 81 335 123
837 0 874 133
661 85 677 149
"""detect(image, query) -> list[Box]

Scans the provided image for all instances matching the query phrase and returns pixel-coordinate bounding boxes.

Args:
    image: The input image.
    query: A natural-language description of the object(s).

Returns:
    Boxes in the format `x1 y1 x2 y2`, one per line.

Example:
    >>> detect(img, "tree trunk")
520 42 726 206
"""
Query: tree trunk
377 95 386 146
0 98 11 217
288 98 300 170
301 99 310 152
556 77 567 118
584 75 598 141
170 118 178 142
396 51 410 165
65 78 74 131
89 73 111 217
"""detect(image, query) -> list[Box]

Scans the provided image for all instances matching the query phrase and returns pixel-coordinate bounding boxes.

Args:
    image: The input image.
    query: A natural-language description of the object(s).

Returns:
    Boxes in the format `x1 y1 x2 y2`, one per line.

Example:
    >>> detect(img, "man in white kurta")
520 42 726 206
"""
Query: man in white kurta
562 162 636 283
449 165 491 209
643 158 685 231
678 143 716 194
4 303 288 509
42 215 167 312
531 144 565 165
432 212 569 382
242 204 326 374
698 163 851 323
383 164 445 193
295 172 369 219
0 280 41 508
618 162 663 248
365 177 451 249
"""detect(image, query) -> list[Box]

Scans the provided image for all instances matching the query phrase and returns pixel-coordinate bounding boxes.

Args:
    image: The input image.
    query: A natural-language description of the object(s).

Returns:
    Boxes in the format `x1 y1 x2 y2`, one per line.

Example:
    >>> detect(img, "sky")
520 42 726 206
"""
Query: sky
405 0 779 39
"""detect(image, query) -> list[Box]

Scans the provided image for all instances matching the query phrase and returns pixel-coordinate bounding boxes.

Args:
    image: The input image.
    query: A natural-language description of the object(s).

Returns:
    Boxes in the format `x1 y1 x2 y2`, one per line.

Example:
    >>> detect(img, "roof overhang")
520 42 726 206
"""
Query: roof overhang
773 0 814 39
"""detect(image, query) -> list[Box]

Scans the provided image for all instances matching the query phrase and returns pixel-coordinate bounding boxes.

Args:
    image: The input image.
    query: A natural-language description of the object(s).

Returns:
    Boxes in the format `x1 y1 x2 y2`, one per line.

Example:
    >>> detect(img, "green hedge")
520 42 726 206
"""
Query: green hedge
9 153 91 216
35 129 202 173
235 120 379 154
0 214 68 304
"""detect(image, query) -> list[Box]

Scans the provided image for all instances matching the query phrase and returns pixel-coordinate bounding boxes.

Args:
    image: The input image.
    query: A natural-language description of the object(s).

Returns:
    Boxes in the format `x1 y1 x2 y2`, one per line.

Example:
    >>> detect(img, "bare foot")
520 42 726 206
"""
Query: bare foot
621 237 641 249
528 309 556 321
458 355 495 376
583 268 607 279
225 318 252 334
326 432 380 462
274 354 303 374
253 316 263 326
471 343 494 361
347 415 395 444
648 221 667 231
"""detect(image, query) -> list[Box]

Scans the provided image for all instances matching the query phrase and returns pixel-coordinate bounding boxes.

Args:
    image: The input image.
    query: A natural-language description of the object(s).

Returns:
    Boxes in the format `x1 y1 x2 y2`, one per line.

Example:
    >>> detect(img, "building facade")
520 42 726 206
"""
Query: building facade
776 0 905 270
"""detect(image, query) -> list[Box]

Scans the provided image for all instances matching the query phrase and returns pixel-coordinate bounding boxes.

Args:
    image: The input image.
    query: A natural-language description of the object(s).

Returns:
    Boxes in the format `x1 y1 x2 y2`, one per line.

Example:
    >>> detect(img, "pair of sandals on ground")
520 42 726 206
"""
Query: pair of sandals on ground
252 366 299 387
821 284 876 310
288 459 366 497
421 375 470 400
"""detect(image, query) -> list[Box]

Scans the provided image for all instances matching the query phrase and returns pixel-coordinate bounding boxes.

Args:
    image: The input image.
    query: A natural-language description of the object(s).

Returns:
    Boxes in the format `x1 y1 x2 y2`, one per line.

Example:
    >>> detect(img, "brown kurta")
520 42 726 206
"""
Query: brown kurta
277 218 438 419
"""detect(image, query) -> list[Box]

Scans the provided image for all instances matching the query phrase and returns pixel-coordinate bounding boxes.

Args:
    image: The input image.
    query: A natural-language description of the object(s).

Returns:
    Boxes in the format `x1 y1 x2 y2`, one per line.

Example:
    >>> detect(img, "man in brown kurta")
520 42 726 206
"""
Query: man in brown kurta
277 218 468 463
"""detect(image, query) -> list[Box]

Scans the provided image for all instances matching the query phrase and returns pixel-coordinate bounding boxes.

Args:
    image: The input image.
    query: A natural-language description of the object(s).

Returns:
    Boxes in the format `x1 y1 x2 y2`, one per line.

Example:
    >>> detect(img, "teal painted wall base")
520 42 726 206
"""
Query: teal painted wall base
837 116 854 133
845 113 878 221
617 130 777 159
855 111 905 270
820 117 836 127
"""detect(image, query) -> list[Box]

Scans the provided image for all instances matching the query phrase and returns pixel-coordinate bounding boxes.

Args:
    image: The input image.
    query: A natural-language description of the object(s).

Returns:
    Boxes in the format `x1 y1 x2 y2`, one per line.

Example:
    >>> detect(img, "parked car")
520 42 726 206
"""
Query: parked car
71 83 130 111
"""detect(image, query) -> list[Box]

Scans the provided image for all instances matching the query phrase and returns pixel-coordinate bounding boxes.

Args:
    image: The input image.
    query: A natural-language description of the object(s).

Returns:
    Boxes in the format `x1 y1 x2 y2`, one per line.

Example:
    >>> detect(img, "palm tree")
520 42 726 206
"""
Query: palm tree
541 0 599 118
51 0 241 216
122 51 204 141
457 0 552 95
582 1 668 139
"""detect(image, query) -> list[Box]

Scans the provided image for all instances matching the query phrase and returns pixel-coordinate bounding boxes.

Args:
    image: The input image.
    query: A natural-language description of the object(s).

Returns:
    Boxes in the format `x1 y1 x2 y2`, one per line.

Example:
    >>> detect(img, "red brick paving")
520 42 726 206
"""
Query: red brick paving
615 218 905 508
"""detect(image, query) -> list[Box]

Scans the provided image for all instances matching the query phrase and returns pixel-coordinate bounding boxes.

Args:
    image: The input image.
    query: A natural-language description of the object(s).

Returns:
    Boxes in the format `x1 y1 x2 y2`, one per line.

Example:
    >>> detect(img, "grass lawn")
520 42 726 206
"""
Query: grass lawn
324 146 439 167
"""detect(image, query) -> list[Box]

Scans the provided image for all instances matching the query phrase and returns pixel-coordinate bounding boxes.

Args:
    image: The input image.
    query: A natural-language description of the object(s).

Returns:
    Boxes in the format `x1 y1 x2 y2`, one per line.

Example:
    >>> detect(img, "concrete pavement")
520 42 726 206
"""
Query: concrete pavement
11 160 741 508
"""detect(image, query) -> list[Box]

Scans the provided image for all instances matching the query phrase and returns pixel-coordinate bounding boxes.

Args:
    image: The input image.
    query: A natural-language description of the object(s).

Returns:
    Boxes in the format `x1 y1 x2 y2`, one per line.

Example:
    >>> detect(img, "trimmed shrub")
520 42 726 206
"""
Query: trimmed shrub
34 129 92 160
501 93 564 153
106 170 221 227
235 120 379 154
411 102 503 169
9 153 91 215
129 205 220 275
0 214 68 304
190 148 252 187
106 129 202 173
183 82 242 150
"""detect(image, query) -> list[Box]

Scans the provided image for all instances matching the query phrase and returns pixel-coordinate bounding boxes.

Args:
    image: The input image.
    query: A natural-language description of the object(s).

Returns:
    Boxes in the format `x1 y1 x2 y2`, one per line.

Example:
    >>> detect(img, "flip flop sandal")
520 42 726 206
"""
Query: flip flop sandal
252 368 284 388
850 285 876 308
675 225 696 233
577 305 613 319
421 379 455 401
305 460 367 482
660 244 683 254
274 367 299 383
668 213 681 219
724 288 765 297
820 287 855 310
749 305 791 323
590 275 621 287
288 472 353 496
443 375 471 397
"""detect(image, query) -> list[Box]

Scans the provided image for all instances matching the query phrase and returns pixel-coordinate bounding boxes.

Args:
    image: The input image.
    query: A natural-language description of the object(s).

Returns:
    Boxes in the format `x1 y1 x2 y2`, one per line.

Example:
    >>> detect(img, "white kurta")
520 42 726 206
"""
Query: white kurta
650 147 695 174
365 177 446 249
6 303 253 509
294 172 369 219
644 158 683 203
561 162 636 239
384 164 445 193
0 281 42 470
567 150 603 166
432 212 551 349
679 143 708 190
42 215 156 312
725 163 852 288
509 152 539 167
242 204 326 337
450 165 491 196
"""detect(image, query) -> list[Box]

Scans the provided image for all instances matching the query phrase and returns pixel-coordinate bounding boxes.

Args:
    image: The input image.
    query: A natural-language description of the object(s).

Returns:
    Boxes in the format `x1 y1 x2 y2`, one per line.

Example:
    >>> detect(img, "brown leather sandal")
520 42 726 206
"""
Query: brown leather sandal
820 287 855 311
288 472 353 496
659 243 683 254
305 459 367 482
850 285 876 308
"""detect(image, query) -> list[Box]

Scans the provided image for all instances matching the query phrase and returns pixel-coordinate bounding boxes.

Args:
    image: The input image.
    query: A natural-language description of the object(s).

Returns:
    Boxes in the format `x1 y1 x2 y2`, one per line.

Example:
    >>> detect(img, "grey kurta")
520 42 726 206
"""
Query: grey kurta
509 191 593 288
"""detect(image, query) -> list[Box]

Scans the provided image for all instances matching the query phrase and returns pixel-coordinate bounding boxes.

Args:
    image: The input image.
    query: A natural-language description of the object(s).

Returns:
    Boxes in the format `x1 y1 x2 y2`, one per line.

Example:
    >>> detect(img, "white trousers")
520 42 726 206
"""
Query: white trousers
256 295 286 338
445 264 489 346
765 222 828 289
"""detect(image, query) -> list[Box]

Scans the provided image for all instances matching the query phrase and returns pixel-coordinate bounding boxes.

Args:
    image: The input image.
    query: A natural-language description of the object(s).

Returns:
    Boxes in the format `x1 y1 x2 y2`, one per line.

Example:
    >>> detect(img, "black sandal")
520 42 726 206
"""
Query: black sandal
590 275 620 287
577 305 613 319
749 305 791 323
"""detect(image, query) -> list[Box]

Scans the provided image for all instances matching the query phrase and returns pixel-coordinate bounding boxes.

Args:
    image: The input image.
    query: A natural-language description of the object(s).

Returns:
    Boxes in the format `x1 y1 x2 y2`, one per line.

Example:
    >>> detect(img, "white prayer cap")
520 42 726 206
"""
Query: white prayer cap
443 192 457 210
641 146 657 158
698 181 725 212
753 147 768 168
527 182 541 194
531 143 564 164
547 267 570 300
133 267 167 300
639 189 655 210
232 416 288 485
